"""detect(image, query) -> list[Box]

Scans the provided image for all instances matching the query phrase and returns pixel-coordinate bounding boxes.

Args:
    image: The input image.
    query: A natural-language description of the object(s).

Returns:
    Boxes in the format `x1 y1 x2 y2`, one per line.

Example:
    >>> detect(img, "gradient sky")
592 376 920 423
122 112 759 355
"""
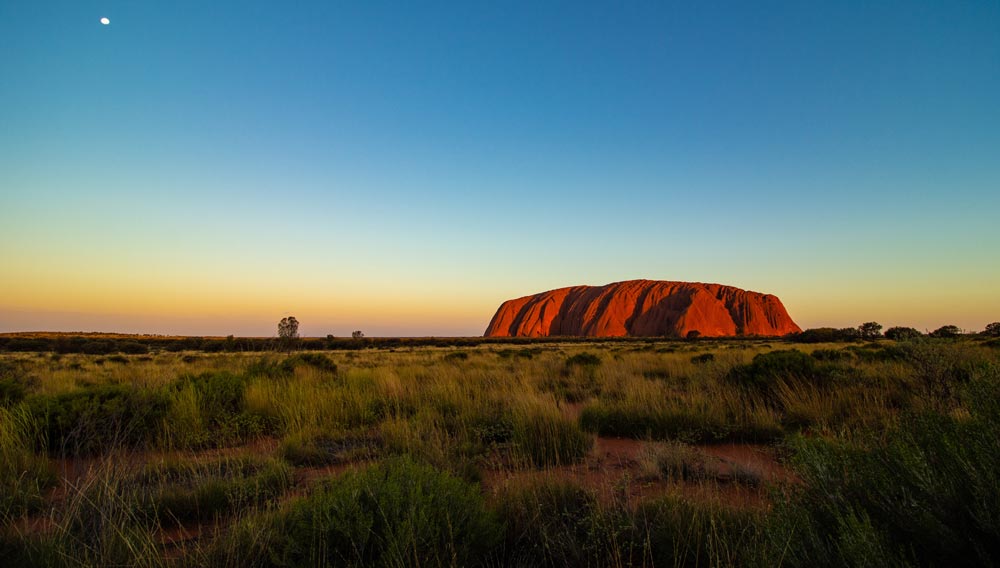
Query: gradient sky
2 1 998 336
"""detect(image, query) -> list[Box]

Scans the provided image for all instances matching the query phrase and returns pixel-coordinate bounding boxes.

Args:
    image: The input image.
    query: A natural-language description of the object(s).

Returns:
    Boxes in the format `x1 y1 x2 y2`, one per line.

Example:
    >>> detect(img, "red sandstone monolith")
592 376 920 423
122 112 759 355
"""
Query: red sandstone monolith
484 280 801 338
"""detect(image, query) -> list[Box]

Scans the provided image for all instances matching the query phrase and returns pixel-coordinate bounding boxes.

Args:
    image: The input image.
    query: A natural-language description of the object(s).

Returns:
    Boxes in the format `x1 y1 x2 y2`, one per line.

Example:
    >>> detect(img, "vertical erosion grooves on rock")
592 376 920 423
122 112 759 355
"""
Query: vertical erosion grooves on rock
483 280 801 338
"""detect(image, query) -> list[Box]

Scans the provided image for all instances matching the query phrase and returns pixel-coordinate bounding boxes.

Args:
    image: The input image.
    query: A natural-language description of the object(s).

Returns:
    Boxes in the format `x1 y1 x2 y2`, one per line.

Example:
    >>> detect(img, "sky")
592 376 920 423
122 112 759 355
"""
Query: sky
1 1 998 337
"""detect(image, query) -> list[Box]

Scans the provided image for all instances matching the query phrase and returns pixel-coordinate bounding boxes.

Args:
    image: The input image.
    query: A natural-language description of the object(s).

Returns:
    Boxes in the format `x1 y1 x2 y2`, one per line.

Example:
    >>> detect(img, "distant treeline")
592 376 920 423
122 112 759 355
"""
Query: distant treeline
1 327 988 354
0 335 686 354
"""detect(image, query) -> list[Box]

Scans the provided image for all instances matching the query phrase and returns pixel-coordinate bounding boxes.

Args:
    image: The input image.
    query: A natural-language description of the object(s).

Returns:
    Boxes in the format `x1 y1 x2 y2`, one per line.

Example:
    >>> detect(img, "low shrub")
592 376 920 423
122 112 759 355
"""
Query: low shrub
136 456 291 525
512 406 592 467
28 385 170 455
580 403 717 443
117 341 149 355
690 353 715 364
279 428 381 466
724 350 850 403
565 352 601 368
80 341 115 355
495 478 601 566
0 406 56 516
884 326 922 340
496 348 541 359
0 361 30 404
244 357 296 379
289 353 338 374
810 348 852 362
770 374 1000 567
268 457 501 567
637 496 766 567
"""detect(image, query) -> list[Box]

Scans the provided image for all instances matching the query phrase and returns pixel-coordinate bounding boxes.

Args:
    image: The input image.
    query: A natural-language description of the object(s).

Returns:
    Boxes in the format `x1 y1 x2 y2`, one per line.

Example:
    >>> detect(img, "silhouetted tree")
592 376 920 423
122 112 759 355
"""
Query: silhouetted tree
279 316 300 339
352 330 365 340
985 322 1000 337
858 322 883 340
278 316 300 351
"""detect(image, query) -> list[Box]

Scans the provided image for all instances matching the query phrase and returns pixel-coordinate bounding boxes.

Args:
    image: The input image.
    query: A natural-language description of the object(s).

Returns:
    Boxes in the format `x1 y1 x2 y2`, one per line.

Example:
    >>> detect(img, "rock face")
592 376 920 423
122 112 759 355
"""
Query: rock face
484 280 801 338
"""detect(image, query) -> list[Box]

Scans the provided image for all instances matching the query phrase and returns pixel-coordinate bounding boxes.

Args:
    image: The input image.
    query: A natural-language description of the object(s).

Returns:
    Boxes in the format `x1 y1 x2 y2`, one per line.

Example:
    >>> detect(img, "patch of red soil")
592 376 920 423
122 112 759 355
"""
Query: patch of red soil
483 437 793 509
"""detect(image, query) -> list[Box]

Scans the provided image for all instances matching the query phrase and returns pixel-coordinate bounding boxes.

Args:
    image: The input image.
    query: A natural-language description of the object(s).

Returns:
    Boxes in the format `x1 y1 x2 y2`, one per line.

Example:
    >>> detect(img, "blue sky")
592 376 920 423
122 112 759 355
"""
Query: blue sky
1 1 998 336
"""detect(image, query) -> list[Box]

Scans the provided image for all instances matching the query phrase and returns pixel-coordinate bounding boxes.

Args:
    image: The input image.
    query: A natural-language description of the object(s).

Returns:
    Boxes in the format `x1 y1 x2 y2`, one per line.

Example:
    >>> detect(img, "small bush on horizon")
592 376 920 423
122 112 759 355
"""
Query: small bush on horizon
884 326 922 340
930 325 962 338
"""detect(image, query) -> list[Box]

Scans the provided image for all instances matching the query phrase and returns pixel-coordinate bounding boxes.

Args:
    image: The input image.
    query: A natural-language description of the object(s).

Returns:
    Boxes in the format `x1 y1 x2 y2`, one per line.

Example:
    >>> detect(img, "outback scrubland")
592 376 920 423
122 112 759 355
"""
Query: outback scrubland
1 336 998 567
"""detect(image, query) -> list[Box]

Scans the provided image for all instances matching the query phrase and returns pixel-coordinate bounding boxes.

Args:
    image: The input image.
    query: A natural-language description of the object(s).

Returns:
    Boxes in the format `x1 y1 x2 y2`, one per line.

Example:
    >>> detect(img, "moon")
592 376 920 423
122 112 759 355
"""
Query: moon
100 17 110 25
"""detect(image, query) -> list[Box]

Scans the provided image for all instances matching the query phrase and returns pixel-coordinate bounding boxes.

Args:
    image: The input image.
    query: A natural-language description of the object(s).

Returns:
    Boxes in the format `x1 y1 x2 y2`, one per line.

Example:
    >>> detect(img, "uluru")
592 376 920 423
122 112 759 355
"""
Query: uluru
484 280 801 338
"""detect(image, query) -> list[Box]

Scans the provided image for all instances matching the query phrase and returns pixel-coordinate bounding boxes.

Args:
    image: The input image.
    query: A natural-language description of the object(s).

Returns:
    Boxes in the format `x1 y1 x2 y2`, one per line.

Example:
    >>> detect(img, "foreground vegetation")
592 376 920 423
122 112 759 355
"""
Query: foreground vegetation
1 336 998 566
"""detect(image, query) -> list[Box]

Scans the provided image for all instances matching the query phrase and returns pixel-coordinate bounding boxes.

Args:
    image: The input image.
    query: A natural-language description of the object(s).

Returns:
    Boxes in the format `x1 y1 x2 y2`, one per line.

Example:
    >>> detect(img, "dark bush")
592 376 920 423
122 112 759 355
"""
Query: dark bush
810 348 852 362
0 378 27 407
792 328 862 343
289 353 338 374
884 326 922 340
80 341 115 355
565 352 601 368
268 457 501 567
690 353 715 364
443 351 470 362
845 344 909 363
0 361 29 407
930 325 962 338
496 348 541 359
28 385 170 455
118 341 149 355
244 357 296 379
725 350 839 394
4 339 50 352
201 340 226 353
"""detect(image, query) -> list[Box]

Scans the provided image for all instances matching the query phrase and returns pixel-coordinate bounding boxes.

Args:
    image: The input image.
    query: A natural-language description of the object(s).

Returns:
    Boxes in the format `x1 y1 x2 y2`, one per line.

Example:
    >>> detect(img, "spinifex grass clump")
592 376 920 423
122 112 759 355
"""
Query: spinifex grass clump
495 476 766 567
770 370 1000 567
495 477 603 566
279 427 381 466
28 384 170 456
724 349 845 395
579 392 783 444
287 353 338 374
565 352 601 368
165 371 272 448
0 405 56 517
511 402 592 467
135 456 292 526
266 457 501 567
0 360 31 407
